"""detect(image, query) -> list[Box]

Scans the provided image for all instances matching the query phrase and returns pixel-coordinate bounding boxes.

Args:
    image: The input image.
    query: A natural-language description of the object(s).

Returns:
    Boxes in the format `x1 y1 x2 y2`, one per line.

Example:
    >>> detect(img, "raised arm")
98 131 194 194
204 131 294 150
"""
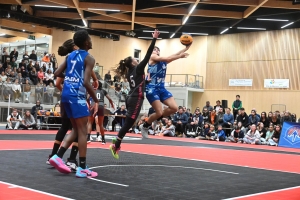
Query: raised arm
150 51 189 64
136 29 159 75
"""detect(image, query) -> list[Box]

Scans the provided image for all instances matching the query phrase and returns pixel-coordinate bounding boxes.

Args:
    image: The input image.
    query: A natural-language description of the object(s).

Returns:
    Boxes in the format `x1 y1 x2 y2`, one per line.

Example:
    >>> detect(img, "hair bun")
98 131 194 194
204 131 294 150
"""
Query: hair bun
58 46 68 56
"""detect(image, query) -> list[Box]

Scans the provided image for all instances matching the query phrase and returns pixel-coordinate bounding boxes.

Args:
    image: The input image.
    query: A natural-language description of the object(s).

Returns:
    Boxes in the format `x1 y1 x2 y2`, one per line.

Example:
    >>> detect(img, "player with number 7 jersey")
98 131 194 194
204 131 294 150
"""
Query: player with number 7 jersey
109 29 160 159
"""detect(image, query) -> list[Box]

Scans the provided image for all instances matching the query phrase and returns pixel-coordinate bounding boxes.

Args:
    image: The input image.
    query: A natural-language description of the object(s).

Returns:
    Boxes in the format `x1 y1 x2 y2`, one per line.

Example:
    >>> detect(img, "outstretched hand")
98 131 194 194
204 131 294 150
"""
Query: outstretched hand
185 44 192 51
152 29 160 38
180 53 189 58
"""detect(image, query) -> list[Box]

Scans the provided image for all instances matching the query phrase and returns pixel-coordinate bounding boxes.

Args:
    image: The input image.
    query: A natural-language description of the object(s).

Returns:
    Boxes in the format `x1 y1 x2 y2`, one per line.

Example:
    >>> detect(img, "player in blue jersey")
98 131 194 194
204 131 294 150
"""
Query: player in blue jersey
49 30 99 178
140 44 191 138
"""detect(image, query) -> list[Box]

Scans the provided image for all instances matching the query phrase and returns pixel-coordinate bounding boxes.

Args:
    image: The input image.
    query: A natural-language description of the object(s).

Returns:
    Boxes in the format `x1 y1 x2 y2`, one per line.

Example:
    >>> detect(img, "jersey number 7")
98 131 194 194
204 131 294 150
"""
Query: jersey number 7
69 60 77 74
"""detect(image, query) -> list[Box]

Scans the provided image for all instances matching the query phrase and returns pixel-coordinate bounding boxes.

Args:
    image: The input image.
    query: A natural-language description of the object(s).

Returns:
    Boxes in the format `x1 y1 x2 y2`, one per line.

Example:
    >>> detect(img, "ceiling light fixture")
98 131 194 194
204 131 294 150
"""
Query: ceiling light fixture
189 5 196 14
237 27 266 30
22 29 25 32
188 33 208 36
0 33 6 36
88 8 120 12
35 5 67 8
281 22 294 29
220 28 229 34
257 18 289 22
82 19 87 27
143 30 169 33
170 33 175 38
182 16 189 25
138 37 162 40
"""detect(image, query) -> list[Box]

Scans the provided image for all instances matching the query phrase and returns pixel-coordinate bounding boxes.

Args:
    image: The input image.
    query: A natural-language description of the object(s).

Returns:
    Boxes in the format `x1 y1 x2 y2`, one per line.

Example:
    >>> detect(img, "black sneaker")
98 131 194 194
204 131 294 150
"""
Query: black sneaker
101 138 106 145
66 158 78 173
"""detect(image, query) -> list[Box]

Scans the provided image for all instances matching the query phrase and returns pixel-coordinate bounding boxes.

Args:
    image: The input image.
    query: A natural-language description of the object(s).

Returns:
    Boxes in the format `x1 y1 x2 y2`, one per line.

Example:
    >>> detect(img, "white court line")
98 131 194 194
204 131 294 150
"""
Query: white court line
90 164 239 175
88 178 129 187
0 180 74 200
223 185 300 200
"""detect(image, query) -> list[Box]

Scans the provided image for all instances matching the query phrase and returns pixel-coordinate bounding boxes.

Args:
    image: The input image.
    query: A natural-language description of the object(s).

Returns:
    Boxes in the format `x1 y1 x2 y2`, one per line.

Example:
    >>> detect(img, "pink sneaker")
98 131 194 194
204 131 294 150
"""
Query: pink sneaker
76 167 98 178
49 155 71 174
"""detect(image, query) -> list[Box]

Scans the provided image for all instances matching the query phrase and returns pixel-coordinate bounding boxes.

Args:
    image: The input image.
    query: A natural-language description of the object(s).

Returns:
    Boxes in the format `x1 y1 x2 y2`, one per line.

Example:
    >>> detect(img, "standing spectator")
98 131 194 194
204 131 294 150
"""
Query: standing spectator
1 47 8 63
213 125 226 141
23 51 30 61
46 82 55 104
243 124 261 145
269 125 281 146
104 70 112 87
0 71 7 82
51 53 57 69
262 125 274 144
111 105 127 131
232 95 242 120
93 62 101 79
37 68 44 82
23 79 31 102
35 80 43 101
203 101 213 112
260 112 270 128
248 110 260 126
222 108 234 136
10 48 18 61
20 110 37 130
10 58 17 70
30 67 38 85
228 127 244 143
214 100 223 113
29 50 37 61
12 79 21 103
173 107 188 137
7 109 22 130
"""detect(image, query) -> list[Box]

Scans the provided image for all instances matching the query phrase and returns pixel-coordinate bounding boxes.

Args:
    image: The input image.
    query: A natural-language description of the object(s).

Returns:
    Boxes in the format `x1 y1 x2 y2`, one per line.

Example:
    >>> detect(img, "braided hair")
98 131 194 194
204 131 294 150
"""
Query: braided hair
113 56 132 79
57 39 75 56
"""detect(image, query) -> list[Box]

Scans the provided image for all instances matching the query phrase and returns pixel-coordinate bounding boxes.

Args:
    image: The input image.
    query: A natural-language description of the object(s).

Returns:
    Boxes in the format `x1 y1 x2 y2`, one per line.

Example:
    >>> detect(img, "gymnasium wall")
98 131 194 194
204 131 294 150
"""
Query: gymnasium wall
51 29 149 76
192 28 300 113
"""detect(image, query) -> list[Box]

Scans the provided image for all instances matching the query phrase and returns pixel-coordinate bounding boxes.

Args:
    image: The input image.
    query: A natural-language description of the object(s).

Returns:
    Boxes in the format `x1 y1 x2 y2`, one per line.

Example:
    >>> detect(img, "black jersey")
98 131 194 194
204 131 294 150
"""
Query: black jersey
127 38 157 98
90 89 107 106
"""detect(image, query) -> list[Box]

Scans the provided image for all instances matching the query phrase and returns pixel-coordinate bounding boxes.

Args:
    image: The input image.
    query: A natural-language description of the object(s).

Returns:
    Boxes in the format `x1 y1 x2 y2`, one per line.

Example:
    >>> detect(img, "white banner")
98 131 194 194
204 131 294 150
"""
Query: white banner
229 79 253 86
264 79 289 88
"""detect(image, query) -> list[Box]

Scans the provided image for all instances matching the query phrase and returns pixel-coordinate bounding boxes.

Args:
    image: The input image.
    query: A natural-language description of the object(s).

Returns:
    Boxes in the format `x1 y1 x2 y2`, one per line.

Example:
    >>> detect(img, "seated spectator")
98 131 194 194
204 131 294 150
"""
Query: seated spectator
281 111 292 125
20 110 37 130
257 122 266 142
34 61 41 72
10 58 17 69
159 119 175 137
30 68 38 85
260 112 270 129
23 79 31 102
7 109 22 130
12 79 21 103
268 125 281 146
270 112 280 126
0 71 7 82
111 105 127 131
115 83 121 94
3 77 13 100
217 107 224 125
0 64 3 74
267 111 273 121
114 74 120 83
9 71 17 82
16 73 24 84
27 60 34 72
46 62 54 73
45 82 55 104
19 59 26 69
248 110 260 126
21 66 29 78
37 68 44 82
121 85 129 95
203 101 213 112
29 50 37 61
5 65 12 76
262 125 274 145
23 51 29 61
208 109 218 127
243 124 261 145
172 107 188 137
214 100 223 113
186 109 203 136
196 122 209 140
227 127 244 143
44 69 54 85
222 108 234 136
42 53 50 63
205 124 216 140
291 113 297 122
202 108 209 124
212 125 226 141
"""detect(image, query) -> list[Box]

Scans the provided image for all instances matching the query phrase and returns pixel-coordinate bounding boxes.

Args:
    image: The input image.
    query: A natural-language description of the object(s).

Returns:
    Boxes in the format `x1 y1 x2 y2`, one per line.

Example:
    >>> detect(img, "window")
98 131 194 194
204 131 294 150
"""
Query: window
134 49 141 62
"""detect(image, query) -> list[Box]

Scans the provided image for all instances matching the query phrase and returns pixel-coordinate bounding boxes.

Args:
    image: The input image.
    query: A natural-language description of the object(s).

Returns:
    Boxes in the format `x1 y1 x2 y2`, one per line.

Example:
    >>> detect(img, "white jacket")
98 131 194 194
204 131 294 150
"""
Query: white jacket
12 83 21 92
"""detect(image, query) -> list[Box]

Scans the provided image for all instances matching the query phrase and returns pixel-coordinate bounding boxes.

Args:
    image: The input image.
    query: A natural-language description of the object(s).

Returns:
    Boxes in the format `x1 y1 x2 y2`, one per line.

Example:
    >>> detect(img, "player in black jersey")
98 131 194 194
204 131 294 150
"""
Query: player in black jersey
109 29 160 159
87 81 114 144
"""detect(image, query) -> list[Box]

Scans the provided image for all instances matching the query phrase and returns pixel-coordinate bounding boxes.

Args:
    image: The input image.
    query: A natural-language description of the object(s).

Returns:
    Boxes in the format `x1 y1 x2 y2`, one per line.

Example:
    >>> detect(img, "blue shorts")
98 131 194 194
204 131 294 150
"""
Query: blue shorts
61 102 90 119
145 87 173 104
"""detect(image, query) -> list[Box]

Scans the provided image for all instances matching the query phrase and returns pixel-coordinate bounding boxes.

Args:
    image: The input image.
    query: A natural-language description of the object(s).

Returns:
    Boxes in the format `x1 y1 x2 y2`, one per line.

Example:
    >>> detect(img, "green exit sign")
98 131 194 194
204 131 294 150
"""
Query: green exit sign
28 35 35 40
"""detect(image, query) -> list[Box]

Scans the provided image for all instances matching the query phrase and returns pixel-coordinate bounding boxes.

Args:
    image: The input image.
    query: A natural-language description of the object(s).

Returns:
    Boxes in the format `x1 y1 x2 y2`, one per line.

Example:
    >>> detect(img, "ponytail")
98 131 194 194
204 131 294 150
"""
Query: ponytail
57 39 75 56
113 56 132 79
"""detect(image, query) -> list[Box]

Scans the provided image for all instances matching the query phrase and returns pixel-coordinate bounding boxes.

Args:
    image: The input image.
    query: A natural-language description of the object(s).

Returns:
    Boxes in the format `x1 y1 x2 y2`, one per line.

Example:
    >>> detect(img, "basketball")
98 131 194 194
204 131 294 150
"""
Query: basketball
180 34 193 46
46 111 50 116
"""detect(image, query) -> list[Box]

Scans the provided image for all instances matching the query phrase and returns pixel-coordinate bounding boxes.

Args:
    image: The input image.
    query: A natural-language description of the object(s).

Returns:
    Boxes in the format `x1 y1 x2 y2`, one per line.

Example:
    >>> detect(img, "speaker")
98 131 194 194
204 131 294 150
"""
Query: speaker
222 100 228 109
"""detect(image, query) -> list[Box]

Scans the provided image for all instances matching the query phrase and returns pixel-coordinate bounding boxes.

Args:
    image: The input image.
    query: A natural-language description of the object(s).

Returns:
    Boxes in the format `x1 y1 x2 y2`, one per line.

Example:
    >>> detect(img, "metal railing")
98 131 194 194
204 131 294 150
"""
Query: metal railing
164 74 203 89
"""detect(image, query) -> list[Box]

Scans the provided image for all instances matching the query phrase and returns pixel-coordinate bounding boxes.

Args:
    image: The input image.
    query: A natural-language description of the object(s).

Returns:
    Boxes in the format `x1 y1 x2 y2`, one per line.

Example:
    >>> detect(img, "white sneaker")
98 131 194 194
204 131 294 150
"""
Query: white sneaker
90 135 93 141
14 127 18 130
96 136 101 142
8 127 13 130
25 98 28 101
139 124 149 139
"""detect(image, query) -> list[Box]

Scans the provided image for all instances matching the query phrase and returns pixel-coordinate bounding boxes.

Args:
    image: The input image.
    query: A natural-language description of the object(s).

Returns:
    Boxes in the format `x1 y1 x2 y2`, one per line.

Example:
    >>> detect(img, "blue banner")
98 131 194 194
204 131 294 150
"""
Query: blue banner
278 122 300 149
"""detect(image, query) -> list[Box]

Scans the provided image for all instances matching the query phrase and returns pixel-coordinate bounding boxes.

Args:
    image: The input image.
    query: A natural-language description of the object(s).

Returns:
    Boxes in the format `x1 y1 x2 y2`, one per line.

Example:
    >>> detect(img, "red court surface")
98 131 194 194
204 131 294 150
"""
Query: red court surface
0 181 72 200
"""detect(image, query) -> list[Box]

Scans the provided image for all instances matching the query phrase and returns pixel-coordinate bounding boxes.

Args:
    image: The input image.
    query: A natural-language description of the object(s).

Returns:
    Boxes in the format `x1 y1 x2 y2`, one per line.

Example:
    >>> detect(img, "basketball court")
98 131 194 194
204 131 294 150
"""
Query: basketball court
1 130 300 200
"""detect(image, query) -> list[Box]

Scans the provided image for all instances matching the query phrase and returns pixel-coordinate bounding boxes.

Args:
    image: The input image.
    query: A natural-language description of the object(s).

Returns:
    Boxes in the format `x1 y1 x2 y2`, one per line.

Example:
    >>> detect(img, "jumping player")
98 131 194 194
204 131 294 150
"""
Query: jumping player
140 43 191 138
87 81 114 144
50 30 99 178
110 29 160 159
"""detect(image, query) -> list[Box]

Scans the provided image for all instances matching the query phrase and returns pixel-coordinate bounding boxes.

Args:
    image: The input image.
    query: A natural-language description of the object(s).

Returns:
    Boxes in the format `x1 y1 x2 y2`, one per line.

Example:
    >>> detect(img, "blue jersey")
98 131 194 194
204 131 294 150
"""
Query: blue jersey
146 61 167 88
61 50 89 103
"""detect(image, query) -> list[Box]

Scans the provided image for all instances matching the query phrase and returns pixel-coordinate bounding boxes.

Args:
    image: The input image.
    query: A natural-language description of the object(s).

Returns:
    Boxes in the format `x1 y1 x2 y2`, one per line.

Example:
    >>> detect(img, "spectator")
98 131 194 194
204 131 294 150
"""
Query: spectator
267 112 273 121
269 125 281 146
104 70 112 87
35 80 44 101
12 79 21 103
262 125 274 145
121 85 129 95
196 122 210 140
281 111 292 125
205 125 216 140
222 108 234 136
213 125 226 141
7 109 22 130
186 109 202 136
30 67 38 85
208 109 218 127
122 79 130 89
173 107 188 137
5 65 12 76
243 124 261 145
260 112 270 128
202 108 209 123
232 95 242 119
0 63 3 74
37 68 44 82
20 110 37 130
45 82 55 104
9 58 17 70
27 60 34 72
291 113 297 122
159 119 175 137
1 47 8 63
237 107 249 130
34 61 41 72
3 77 13 101
9 71 17 82
31 100 43 119
113 74 120 83
23 51 29 61
51 53 57 69
252 108 260 118
10 48 18 61
19 60 26 69
111 105 127 131
16 73 24 84
0 71 7 82
185 108 193 119
29 50 37 61
23 79 31 102
257 122 266 142
20 66 28 78
93 63 101 79
248 110 260 126
217 107 224 125
3 58 10 70
227 127 244 143
203 101 213 112
42 54 50 63
214 100 223 113
270 112 280 126
46 63 54 74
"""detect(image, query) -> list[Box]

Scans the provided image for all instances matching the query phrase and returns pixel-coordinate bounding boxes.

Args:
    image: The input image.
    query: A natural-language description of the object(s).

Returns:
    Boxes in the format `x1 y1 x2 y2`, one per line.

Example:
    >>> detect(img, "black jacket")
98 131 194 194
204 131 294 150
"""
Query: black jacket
237 113 249 127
